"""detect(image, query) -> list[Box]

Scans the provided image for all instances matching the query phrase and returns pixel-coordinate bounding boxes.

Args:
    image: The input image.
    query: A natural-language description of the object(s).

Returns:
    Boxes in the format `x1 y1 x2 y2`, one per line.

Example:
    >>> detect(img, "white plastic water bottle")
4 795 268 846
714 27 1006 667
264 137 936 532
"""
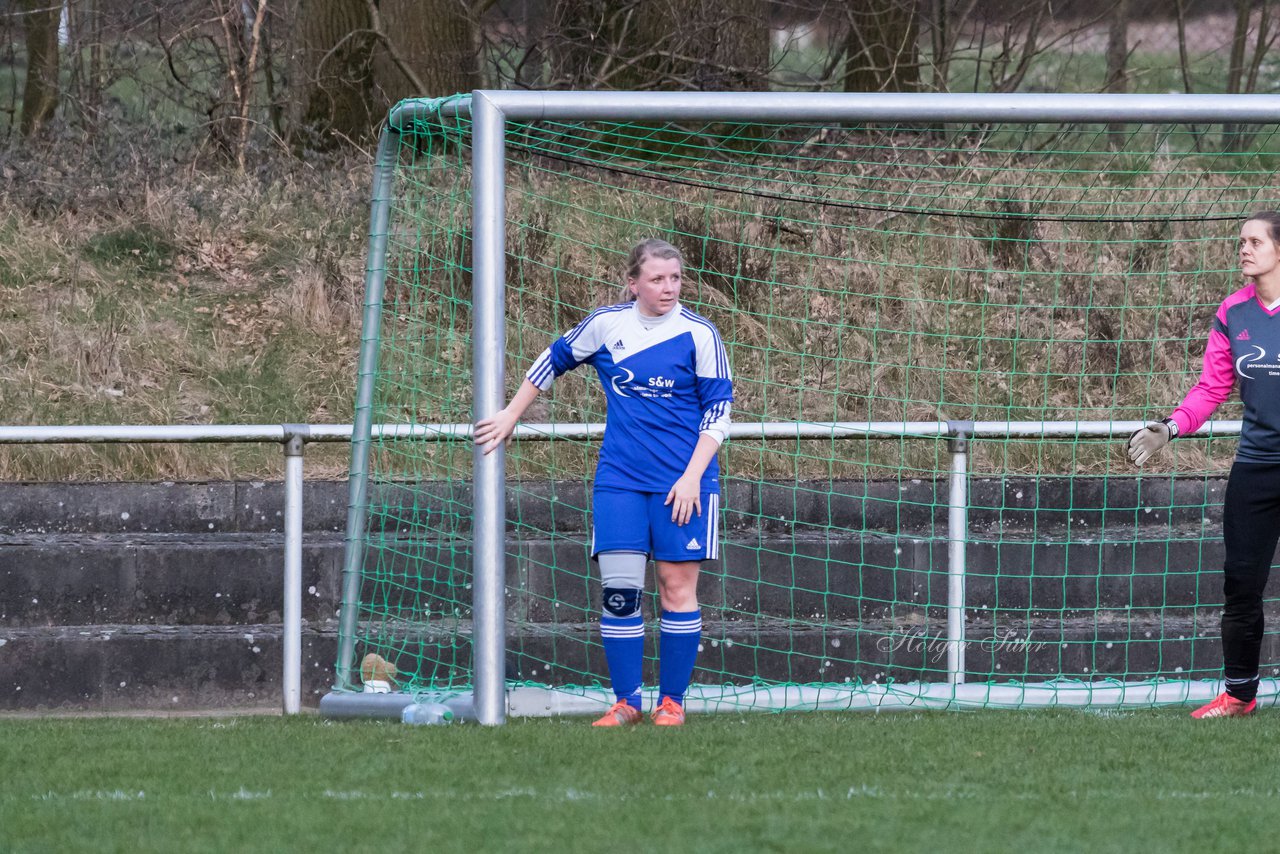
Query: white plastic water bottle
401 702 455 725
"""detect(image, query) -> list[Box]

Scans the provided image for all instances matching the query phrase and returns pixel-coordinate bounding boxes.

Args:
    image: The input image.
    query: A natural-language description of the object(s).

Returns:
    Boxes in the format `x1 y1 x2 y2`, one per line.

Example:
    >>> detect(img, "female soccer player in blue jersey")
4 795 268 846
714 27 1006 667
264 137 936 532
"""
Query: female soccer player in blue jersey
1128 210 1280 719
474 238 733 727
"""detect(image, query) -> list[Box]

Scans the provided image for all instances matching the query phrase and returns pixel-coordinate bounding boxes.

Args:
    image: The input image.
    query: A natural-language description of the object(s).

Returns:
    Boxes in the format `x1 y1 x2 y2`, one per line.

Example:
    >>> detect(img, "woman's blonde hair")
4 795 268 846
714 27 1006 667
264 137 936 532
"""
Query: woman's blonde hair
619 238 683 301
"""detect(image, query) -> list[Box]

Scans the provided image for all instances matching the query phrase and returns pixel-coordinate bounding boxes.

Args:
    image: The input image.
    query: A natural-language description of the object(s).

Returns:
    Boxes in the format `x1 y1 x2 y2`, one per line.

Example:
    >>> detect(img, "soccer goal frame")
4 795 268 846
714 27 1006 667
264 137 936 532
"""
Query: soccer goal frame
326 91 1280 725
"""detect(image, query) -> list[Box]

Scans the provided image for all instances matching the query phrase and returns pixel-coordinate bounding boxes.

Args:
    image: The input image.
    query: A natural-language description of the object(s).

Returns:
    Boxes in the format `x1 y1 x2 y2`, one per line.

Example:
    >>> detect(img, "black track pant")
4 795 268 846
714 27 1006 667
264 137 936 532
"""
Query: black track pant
1221 461 1280 702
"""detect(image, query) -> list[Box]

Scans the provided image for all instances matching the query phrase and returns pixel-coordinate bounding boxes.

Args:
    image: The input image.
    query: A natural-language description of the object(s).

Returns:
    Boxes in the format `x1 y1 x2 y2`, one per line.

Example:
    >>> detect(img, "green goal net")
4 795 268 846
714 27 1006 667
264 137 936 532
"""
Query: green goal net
334 96 1280 715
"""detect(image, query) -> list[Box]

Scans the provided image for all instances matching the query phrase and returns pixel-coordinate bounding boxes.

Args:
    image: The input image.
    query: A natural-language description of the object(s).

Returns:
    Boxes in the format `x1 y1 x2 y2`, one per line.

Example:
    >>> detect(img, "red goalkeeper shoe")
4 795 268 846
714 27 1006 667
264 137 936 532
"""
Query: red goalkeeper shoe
591 700 642 727
1190 692 1257 719
651 696 686 727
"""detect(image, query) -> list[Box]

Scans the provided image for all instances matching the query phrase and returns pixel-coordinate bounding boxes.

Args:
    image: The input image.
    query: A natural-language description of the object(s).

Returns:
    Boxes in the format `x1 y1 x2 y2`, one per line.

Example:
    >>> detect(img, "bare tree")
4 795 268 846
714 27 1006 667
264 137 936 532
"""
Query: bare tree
19 0 61 136
919 0 1105 94
1226 0 1253 97
1103 0 1128 94
543 0 768 91
842 0 920 92
981 1 1051 93
695 0 769 91
1224 0 1278 149
1174 0 1195 94
211 0 269 171
923 0 979 92
1224 0 1278 97
370 0 476 101
295 0 378 146
1104 0 1128 145
149 1 292 163
59 0 105 137
545 0 609 88
295 0 477 147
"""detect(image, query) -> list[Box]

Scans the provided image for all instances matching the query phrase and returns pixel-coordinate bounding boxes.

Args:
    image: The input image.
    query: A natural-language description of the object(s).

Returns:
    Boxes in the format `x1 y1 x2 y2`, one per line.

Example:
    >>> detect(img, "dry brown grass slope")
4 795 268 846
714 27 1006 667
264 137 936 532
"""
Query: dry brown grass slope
0 151 372 480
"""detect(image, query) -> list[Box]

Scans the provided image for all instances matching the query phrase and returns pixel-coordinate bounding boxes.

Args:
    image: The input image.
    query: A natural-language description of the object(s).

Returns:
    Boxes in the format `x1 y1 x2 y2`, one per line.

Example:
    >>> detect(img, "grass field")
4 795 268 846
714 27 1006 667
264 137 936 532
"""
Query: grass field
1 709 1271 853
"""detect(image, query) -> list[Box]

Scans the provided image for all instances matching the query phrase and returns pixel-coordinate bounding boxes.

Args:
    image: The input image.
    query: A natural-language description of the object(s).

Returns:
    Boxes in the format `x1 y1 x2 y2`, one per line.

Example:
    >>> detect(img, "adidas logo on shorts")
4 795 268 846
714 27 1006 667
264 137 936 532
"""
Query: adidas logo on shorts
686 538 701 550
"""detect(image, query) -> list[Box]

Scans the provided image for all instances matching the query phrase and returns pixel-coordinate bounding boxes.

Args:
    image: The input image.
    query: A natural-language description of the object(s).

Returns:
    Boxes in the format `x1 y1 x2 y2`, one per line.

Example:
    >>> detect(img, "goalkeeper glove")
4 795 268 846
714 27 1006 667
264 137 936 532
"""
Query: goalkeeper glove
1127 418 1178 466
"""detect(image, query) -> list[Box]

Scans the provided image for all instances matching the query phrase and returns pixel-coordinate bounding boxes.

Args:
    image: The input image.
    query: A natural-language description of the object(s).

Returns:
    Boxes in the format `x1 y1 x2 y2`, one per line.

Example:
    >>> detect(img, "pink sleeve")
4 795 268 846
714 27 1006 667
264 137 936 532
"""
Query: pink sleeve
1169 327 1234 435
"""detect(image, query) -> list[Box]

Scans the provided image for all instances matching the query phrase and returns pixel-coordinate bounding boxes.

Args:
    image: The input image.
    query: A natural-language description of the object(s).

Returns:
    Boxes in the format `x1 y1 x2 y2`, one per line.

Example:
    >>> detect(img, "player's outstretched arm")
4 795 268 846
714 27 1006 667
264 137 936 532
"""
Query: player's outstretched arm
475 379 541 455
1132 306 1236 467
1126 418 1178 466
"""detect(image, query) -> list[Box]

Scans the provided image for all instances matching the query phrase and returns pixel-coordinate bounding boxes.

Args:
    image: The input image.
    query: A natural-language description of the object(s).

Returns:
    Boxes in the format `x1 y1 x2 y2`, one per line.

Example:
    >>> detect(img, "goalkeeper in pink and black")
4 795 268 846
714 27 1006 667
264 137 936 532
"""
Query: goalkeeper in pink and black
1127 211 1280 719
474 238 733 727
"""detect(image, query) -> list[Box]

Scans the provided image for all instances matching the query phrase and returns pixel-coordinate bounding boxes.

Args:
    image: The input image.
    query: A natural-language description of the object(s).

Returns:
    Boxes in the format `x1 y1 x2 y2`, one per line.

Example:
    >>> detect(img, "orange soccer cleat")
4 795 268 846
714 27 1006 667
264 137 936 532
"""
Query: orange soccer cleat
592 700 642 727
1191 692 1258 719
651 696 686 727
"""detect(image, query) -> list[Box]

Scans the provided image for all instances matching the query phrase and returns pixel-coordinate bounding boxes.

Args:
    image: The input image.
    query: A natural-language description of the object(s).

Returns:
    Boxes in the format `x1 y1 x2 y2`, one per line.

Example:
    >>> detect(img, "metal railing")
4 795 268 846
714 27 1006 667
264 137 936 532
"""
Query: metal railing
0 422 466 715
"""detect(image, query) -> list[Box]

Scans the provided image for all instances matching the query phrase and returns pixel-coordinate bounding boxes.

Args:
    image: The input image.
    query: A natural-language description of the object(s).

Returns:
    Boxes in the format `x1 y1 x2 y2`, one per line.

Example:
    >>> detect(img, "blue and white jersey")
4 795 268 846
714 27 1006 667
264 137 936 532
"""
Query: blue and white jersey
526 301 733 493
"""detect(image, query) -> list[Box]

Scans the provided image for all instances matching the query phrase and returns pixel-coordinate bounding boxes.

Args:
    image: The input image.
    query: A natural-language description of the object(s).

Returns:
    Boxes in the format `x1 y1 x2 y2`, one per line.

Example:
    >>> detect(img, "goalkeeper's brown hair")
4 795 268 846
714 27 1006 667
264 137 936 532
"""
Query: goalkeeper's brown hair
1247 210 1280 244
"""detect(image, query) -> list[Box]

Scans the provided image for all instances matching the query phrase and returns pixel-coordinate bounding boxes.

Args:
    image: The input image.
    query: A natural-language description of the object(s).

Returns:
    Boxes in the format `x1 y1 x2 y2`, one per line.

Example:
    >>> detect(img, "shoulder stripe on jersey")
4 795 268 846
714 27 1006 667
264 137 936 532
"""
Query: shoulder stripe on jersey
564 303 631 346
679 307 729 378
527 352 555 386
699 400 729 432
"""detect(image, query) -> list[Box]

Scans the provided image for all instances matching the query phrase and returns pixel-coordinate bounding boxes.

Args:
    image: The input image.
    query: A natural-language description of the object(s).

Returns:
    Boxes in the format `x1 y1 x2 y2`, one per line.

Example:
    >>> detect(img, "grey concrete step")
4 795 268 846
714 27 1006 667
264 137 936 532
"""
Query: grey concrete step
0 528 1234 627
0 623 339 711
363 475 1229 538
0 534 346 626
0 477 1232 537
0 482 350 535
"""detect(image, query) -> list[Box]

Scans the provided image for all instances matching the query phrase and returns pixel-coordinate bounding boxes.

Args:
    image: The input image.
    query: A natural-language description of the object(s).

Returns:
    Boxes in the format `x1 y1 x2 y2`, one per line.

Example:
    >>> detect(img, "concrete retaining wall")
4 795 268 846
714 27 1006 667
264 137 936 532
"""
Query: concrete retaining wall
0 476 1256 712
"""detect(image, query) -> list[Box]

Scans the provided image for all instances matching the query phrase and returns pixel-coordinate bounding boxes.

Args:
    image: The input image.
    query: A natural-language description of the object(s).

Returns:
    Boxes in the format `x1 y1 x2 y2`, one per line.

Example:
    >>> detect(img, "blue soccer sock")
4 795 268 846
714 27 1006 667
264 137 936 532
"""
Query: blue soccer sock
659 609 702 705
600 614 645 709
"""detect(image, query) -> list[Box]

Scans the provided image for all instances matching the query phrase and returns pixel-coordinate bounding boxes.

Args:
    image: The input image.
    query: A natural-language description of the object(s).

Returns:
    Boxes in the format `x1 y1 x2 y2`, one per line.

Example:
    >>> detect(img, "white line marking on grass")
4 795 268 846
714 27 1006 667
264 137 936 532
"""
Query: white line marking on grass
203 789 271 801
322 790 369 800
1155 788 1280 800
24 786 1280 806
494 788 538 798
33 790 146 802
225 788 272 800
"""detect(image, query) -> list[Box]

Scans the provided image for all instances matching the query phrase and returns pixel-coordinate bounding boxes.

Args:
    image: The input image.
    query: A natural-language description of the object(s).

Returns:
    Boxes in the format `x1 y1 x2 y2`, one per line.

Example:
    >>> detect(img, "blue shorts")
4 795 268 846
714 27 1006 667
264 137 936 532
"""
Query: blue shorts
591 486 720 562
